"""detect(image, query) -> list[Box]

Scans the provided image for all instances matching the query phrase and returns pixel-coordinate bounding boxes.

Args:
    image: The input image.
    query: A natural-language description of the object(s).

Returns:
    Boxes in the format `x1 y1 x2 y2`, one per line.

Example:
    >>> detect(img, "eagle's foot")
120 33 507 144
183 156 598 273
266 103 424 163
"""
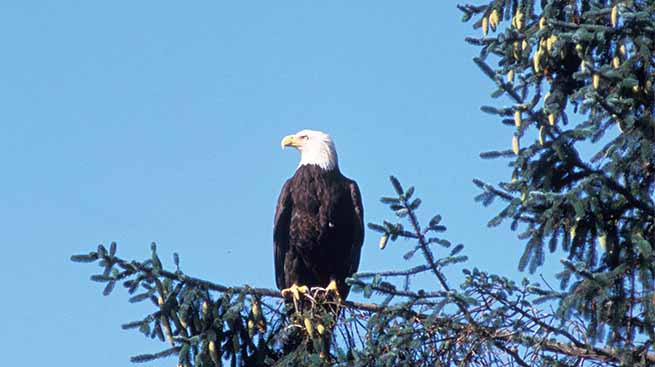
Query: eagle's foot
281 284 309 301
325 280 341 301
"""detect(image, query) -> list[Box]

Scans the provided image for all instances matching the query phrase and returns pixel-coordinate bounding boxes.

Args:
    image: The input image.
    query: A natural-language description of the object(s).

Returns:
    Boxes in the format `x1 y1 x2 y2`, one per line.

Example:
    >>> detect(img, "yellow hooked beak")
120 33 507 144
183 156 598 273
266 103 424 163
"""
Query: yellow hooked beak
281 134 301 149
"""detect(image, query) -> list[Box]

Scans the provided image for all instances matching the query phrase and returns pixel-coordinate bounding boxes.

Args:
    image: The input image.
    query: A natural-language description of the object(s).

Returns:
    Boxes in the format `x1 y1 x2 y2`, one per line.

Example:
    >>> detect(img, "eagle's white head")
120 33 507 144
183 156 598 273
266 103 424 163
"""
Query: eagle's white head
281 129 338 171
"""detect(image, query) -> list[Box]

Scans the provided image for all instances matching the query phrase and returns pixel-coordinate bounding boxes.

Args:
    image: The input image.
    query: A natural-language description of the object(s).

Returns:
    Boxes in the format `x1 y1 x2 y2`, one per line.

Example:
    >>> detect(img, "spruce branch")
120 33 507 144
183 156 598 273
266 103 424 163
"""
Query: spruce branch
72 176 654 366
463 0 655 363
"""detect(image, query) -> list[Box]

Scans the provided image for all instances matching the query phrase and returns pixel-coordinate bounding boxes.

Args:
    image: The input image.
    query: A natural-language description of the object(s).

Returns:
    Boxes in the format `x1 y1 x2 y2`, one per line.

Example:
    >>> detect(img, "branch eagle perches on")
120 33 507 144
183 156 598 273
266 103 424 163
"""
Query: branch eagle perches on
73 176 648 367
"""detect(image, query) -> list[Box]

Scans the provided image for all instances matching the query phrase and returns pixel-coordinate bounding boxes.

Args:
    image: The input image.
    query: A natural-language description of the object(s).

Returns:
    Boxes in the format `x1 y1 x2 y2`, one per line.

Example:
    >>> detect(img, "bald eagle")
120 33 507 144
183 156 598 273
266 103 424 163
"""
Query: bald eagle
274 130 364 301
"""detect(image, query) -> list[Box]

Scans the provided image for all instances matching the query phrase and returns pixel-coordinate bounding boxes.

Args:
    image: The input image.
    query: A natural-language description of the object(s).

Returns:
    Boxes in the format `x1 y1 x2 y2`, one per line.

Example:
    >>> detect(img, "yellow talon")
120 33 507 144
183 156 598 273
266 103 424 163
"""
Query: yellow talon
280 286 292 298
281 284 308 301
326 280 341 299
286 284 301 300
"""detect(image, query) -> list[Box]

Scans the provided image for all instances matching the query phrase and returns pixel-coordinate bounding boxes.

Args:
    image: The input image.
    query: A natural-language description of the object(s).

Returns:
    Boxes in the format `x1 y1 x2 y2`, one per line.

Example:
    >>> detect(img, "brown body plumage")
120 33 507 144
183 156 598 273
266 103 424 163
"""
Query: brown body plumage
274 164 364 299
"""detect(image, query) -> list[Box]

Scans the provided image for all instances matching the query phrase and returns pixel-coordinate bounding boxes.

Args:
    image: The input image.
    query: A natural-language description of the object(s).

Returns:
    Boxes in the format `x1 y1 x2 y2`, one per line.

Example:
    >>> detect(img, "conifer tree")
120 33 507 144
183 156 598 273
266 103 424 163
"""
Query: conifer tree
73 1 655 366
461 0 654 361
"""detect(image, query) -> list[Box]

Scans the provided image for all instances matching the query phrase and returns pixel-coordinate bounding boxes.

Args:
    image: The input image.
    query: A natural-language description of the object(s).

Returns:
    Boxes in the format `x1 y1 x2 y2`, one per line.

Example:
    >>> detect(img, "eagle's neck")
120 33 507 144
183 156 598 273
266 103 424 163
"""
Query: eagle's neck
298 143 338 171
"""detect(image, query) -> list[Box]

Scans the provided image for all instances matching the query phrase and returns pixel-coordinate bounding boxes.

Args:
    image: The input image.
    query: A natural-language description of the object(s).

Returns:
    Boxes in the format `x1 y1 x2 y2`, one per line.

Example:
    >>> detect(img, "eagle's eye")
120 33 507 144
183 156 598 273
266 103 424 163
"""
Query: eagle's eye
300 135 309 141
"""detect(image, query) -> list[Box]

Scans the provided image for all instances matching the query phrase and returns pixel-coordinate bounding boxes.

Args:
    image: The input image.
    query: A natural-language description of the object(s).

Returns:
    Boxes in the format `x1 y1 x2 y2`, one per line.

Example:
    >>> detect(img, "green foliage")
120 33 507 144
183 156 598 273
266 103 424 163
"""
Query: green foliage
74 176 651 366
460 0 655 359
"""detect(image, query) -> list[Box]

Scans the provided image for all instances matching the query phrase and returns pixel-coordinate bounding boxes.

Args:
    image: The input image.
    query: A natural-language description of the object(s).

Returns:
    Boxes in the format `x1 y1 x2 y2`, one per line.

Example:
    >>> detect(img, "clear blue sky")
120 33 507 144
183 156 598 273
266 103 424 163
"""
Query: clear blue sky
0 2 560 366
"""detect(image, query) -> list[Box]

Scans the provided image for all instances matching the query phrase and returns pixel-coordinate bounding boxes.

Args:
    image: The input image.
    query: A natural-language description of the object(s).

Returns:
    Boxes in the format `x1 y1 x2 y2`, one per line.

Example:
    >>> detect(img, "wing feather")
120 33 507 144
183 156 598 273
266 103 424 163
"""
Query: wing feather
347 180 365 276
273 179 293 290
